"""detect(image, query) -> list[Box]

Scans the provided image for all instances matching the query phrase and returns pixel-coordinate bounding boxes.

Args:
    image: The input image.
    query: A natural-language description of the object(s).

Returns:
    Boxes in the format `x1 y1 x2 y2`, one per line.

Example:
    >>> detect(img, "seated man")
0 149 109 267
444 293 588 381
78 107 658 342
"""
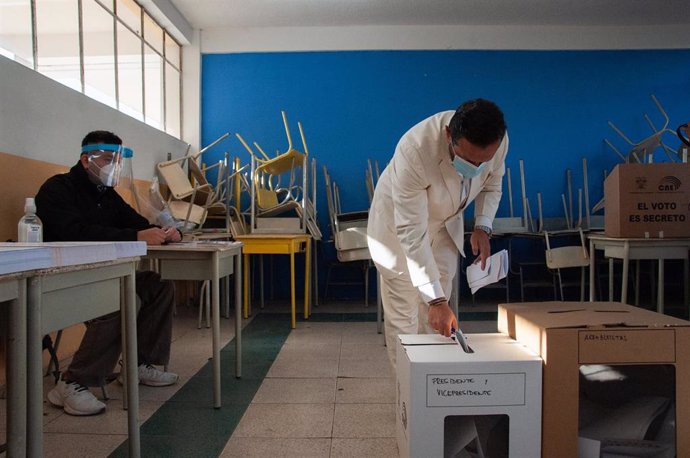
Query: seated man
35 130 181 416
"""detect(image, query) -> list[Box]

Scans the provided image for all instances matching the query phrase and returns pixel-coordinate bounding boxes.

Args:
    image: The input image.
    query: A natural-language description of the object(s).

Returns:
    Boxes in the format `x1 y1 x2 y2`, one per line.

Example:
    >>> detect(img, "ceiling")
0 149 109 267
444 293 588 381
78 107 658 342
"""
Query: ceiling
169 0 690 30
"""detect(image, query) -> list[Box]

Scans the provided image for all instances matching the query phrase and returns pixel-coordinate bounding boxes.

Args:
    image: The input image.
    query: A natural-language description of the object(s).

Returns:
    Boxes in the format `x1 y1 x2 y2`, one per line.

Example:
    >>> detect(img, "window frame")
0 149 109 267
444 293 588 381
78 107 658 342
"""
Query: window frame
0 0 182 138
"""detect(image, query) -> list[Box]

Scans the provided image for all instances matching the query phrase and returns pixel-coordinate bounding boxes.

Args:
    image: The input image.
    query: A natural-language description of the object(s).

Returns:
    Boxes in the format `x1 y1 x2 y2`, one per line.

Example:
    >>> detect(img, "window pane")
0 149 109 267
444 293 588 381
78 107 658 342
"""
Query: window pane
35 0 80 92
117 23 143 120
0 0 33 67
144 44 162 128
143 12 163 53
96 0 113 12
165 62 180 137
116 0 140 35
164 32 179 68
83 0 116 108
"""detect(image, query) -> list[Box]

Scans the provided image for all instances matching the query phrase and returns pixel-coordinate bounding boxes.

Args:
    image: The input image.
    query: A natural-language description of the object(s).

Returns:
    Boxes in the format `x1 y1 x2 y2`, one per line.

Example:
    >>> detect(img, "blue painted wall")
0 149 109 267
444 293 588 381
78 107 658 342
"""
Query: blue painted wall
201 49 690 299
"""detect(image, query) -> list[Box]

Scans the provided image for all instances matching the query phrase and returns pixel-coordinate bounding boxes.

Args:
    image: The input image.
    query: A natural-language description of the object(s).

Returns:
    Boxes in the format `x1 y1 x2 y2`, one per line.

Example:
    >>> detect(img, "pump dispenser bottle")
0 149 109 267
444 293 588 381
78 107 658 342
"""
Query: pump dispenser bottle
17 197 43 242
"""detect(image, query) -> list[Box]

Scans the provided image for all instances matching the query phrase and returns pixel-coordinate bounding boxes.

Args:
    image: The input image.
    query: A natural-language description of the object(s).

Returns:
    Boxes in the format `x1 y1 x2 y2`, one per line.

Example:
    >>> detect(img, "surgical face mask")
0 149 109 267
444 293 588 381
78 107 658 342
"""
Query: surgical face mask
81 143 126 187
452 154 487 179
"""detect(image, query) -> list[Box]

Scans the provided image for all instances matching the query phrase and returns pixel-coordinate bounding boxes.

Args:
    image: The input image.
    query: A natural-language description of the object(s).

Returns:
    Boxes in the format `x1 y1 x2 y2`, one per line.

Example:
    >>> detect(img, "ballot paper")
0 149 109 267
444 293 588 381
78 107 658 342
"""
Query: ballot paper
466 249 509 294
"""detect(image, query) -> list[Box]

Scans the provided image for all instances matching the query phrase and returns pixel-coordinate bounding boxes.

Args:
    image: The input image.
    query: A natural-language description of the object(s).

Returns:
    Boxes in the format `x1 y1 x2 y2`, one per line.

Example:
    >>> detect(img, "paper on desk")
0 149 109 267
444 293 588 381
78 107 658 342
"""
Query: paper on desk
466 249 509 295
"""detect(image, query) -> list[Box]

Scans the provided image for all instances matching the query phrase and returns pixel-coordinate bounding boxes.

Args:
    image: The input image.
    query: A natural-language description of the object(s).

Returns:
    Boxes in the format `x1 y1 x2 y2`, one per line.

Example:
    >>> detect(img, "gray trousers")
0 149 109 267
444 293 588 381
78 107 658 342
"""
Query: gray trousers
63 271 174 386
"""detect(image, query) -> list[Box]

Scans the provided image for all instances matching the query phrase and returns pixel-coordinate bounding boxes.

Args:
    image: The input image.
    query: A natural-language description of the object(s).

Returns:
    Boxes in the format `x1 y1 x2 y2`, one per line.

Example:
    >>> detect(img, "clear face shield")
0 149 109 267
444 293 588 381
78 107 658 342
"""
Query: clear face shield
81 143 131 187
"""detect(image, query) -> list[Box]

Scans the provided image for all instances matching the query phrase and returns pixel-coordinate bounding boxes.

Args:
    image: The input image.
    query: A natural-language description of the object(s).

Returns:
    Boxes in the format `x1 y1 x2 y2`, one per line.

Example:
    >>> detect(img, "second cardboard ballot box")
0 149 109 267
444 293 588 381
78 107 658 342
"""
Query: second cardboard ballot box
396 333 542 458
604 162 690 238
498 301 690 458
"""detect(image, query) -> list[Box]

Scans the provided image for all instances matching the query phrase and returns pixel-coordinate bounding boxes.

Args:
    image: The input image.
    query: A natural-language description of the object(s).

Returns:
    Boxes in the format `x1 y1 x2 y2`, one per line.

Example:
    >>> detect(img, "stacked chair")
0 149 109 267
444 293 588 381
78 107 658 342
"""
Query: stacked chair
605 94 682 164
156 152 213 231
322 165 373 305
365 159 380 205
236 112 321 241
156 134 233 233
324 166 370 262
231 112 322 316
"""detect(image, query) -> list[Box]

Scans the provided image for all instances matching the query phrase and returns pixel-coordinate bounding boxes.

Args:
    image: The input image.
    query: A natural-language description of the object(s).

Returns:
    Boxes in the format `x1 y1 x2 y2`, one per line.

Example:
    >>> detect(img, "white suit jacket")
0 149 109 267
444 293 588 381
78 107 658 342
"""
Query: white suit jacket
367 111 509 293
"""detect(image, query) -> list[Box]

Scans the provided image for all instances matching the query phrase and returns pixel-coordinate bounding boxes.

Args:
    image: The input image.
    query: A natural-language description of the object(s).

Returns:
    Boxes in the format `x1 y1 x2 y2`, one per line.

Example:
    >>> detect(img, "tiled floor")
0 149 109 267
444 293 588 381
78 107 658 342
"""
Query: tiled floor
6 298 498 457
219 301 497 458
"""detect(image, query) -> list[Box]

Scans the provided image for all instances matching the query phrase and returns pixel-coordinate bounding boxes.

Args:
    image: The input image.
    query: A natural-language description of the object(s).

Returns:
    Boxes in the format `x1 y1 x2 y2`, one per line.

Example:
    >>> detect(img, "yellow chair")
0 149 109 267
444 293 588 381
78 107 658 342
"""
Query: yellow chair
236 111 321 239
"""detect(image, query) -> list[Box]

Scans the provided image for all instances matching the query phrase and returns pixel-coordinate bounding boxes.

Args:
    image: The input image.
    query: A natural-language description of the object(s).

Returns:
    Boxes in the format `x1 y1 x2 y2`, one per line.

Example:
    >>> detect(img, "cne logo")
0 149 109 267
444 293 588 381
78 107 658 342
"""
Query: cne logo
658 176 682 191
635 177 647 190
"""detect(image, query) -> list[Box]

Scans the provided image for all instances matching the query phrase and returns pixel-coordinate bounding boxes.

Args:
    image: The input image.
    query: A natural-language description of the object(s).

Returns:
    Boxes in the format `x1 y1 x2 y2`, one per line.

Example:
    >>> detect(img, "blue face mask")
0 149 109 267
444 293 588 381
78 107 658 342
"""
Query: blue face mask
453 155 487 179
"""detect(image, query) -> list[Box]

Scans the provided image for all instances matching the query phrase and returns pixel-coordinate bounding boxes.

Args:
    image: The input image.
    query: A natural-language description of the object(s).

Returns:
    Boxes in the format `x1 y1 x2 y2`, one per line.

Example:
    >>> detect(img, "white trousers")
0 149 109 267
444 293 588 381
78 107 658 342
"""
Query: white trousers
378 231 458 369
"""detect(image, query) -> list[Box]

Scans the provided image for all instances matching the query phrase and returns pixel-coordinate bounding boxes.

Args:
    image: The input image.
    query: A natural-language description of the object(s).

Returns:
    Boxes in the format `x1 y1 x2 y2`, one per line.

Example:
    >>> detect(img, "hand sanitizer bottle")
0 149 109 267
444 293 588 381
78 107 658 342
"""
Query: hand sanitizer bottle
17 197 43 242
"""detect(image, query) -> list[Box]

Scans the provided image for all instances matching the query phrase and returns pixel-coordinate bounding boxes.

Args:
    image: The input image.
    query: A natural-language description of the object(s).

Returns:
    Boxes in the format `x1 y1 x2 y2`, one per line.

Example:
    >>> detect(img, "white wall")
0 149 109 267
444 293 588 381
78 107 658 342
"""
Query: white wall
0 55 188 180
201 24 690 53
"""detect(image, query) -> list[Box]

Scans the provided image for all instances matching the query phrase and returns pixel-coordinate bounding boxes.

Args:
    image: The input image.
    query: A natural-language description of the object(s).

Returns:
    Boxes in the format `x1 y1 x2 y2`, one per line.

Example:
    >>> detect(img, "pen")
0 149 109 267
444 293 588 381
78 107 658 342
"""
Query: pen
451 326 471 353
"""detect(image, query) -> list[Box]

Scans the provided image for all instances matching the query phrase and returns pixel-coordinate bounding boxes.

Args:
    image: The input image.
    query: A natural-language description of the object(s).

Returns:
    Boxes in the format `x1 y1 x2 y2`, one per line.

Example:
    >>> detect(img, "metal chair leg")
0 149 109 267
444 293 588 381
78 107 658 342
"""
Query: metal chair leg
45 330 63 379
364 262 369 308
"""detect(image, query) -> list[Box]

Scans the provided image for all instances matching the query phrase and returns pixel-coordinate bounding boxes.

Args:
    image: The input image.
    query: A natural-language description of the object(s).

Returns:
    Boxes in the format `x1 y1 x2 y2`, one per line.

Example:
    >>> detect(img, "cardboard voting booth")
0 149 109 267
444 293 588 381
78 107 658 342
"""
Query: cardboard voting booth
604 163 690 238
396 333 542 458
498 301 690 458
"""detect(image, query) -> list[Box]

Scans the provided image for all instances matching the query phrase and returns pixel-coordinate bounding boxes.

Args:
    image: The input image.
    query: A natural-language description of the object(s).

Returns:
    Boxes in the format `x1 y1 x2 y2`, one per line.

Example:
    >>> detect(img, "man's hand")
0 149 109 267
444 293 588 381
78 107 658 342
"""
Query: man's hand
470 228 491 270
163 226 181 243
137 227 167 246
428 300 458 337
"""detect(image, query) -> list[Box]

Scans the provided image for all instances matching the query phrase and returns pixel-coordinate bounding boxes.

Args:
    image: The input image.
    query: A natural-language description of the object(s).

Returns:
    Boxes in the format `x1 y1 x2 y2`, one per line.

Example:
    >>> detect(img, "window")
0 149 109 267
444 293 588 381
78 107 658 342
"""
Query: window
164 32 180 137
0 0 182 138
144 12 162 53
116 0 141 34
0 0 34 67
35 0 81 92
83 0 116 108
165 61 180 137
144 43 163 128
117 22 143 120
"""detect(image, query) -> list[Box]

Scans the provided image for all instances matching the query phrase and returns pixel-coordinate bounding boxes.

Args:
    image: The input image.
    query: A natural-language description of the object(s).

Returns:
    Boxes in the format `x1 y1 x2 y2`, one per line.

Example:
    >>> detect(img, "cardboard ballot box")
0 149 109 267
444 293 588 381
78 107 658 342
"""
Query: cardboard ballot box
396 333 542 458
604 163 690 238
498 301 690 458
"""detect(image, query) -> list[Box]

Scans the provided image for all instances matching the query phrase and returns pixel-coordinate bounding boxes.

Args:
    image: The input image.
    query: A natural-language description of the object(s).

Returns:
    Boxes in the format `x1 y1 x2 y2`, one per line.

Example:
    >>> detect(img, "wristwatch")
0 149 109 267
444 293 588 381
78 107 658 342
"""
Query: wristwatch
475 225 493 236
428 297 447 307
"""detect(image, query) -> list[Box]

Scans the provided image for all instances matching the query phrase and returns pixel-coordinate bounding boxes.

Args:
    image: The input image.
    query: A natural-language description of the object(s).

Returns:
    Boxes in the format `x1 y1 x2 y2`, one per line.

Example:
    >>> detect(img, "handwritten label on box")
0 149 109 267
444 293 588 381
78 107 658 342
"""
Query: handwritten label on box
426 373 526 407
578 329 675 363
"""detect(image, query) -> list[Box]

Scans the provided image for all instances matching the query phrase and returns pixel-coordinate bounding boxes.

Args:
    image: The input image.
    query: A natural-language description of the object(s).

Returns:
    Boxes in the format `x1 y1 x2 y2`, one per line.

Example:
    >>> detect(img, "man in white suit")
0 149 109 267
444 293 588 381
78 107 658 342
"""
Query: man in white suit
367 99 508 366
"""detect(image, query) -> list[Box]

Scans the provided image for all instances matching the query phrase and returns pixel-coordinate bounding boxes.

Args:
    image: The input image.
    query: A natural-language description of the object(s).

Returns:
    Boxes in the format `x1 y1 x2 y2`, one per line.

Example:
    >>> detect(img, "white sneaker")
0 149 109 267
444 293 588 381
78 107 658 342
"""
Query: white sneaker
137 364 178 387
47 378 106 416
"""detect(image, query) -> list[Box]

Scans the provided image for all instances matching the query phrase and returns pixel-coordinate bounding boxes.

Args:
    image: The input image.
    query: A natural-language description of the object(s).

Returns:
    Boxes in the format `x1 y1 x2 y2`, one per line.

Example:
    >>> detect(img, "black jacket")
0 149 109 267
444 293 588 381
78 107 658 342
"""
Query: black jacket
35 162 155 242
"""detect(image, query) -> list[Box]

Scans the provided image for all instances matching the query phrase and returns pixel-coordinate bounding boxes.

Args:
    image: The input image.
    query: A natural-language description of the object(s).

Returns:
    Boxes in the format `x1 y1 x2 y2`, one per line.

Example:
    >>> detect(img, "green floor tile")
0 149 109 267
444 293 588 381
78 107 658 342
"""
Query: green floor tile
171 377 263 405
109 313 292 458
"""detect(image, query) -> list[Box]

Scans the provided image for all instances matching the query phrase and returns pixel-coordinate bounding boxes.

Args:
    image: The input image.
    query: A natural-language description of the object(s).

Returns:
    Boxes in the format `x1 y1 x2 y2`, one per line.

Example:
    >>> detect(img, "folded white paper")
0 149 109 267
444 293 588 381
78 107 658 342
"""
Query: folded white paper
466 249 509 295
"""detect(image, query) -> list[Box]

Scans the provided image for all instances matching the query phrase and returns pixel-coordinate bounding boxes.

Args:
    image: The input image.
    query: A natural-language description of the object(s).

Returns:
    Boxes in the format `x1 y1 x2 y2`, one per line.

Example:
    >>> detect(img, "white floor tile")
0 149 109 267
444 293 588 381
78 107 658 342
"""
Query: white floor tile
332 403 396 438
232 403 334 438
253 378 336 404
330 437 399 458
220 437 331 457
